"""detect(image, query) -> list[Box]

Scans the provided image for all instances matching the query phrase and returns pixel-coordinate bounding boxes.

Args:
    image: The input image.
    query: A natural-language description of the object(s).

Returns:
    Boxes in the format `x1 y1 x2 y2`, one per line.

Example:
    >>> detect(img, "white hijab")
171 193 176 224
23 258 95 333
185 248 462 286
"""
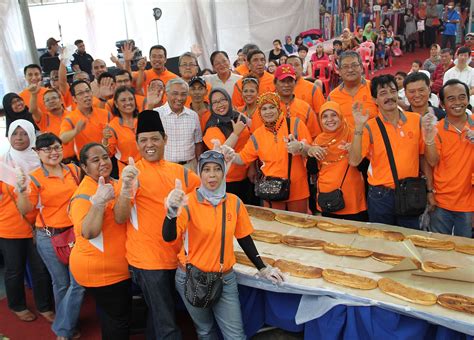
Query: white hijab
1 119 40 173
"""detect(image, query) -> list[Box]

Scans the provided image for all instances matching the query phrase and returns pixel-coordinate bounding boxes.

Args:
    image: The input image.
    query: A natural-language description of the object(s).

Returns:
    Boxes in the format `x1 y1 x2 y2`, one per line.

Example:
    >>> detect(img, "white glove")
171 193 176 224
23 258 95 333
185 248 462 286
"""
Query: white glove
220 145 236 164
15 167 30 193
90 176 115 208
165 179 187 218
257 265 285 284
285 134 304 155
120 157 139 198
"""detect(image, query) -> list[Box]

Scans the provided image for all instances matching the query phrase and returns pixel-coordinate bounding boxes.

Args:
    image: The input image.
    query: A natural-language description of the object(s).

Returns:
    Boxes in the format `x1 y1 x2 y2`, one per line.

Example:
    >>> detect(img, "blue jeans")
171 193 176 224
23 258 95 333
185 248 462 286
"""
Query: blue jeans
367 185 420 229
36 229 85 337
175 268 246 340
129 266 181 340
430 207 473 238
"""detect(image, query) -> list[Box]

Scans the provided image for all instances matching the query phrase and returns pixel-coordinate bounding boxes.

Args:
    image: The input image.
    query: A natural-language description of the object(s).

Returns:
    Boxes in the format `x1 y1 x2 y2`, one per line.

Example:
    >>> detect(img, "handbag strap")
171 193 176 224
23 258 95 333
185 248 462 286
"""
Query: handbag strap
219 201 226 273
375 117 400 189
338 165 350 189
286 117 293 180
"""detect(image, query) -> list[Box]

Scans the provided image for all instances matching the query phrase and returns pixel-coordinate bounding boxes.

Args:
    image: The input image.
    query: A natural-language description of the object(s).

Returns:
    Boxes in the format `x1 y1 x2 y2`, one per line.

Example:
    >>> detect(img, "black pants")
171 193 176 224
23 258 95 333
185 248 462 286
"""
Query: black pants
322 210 369 222
226 178 259 206
0 237 53 312
87 279 132 340
418 31 425 48
441 35 456 50
425 26 437 47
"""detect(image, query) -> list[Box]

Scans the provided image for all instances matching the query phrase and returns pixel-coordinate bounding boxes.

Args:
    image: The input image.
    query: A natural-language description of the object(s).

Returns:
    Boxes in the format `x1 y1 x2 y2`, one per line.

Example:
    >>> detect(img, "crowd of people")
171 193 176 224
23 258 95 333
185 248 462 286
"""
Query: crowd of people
0 8 473 339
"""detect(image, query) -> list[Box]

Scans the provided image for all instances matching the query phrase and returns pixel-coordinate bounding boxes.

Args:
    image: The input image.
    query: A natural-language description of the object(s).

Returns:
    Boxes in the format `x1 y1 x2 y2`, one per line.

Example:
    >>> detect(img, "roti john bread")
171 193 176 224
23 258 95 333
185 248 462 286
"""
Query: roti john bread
281 235 326 250
321 269 377 290
406 235 455 250
317 221 358 234
371 252 405 266
437 293 474 315
246 206 276 221
358 227 405 242
251 229 282 244
274 259 323 279
234 251 275 267
323 242 373 257
274 214 318 228
421 261 458 273
455 243 474 255
377 277 437 306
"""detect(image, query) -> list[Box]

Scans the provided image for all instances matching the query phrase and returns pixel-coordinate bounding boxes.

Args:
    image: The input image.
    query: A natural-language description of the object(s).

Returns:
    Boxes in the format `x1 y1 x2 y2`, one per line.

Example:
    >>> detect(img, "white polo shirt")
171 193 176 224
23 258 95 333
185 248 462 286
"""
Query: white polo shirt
203 72 242 97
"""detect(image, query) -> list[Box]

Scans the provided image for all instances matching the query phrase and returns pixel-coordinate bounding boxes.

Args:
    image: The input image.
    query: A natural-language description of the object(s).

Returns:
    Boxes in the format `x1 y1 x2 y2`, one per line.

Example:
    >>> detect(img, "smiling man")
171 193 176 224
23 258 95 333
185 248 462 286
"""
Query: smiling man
19 64 50 115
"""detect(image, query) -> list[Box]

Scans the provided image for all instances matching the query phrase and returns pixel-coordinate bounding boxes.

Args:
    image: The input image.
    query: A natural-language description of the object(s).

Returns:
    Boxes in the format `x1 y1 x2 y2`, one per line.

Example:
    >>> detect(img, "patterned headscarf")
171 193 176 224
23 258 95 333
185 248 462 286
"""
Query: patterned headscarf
256 92 284 133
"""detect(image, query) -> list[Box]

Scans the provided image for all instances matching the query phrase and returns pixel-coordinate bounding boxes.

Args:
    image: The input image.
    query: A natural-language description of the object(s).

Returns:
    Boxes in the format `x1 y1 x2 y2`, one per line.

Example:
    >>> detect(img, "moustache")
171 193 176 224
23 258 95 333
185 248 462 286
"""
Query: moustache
384 98 397 104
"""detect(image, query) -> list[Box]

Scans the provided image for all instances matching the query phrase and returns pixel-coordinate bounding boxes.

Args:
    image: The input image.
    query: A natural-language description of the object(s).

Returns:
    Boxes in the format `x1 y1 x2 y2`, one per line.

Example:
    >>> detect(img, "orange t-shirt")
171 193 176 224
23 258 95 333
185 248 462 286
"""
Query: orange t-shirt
239 117 312 201
237 105 259 134
232 71 275 107
235 64 250 76
60 107 112 158
139 68 178 95
125 159 200 270
203 126 250 182
432 116 474 212
0 182 36 239
29 164 80 228
327 80 378 128
69 176 129 287
294 78 326 117
36 110 75 158
19 87 49 116
197 109 211 133
361 111 424 189
108 117 141 175
176 191 253 272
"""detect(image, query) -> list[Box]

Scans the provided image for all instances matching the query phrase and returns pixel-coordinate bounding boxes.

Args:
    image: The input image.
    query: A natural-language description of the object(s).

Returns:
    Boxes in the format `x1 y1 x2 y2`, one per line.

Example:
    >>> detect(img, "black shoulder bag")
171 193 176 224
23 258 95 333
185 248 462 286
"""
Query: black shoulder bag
317 165 350 213
185 201 226 308
254 118 292 201
376 117 427 216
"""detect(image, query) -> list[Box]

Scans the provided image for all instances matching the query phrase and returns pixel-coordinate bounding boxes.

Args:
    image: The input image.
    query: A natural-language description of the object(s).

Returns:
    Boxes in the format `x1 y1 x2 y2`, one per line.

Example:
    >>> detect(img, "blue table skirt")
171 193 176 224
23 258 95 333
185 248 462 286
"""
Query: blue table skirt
238 285 473 340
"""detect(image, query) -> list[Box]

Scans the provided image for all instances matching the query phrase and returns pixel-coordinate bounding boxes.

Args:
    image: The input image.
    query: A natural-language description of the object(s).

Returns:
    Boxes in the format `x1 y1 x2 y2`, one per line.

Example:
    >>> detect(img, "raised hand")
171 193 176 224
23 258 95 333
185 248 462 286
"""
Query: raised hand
90 176 115 208
120 157 139 198
191 44 203 57
15 167 29 193
146 82 164 108
285 134 303 155
421 112 438 144
166 179 187 218
121 41 134 62
110 53 119 64
137 57 147 71
27 84 40 95
231 115 246 136
75 119 86 134
102 125 113 141
352 102 369 130
98 77 115 99
307 145 328 161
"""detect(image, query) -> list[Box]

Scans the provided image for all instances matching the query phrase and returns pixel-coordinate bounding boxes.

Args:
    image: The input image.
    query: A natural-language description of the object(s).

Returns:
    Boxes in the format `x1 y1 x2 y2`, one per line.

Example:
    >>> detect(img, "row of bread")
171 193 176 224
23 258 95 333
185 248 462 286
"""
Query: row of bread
234 251 474 315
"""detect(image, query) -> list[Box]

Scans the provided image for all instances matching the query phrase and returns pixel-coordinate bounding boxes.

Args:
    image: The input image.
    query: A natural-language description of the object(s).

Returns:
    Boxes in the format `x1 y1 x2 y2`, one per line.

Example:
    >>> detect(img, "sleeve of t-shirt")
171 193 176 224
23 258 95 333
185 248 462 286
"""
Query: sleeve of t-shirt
239 135 259 165
203 127 225 150
71 54 79 66
69 194 92 236
60 114 75 135
234 200 254 239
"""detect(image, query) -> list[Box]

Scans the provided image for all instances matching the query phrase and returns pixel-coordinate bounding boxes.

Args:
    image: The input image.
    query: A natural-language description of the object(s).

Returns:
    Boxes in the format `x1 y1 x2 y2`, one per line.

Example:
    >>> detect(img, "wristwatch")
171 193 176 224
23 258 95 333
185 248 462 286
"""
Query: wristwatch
427 189 436 193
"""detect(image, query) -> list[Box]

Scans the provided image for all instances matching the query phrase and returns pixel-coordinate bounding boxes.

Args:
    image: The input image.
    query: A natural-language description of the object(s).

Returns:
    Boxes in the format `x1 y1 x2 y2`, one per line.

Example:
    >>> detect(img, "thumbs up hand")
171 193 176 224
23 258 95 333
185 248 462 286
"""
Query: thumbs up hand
120 157 139 198
90 176 115 208
15 167 29 194
165 179 187 218
286 134 304 155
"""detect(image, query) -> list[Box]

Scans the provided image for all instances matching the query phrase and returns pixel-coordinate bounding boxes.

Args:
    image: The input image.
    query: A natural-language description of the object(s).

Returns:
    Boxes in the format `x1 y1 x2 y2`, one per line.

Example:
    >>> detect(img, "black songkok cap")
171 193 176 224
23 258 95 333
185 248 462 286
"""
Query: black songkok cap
136 110 165 135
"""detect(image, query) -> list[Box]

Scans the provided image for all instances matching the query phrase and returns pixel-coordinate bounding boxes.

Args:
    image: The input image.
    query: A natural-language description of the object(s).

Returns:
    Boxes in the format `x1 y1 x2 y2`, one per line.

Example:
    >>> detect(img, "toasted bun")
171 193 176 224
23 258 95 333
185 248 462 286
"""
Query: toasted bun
371 252 405 266
251 229 282 244
281 235 326 250
437 293 474 314
358 227 405 241
322 269 377 290
377 278 437 305
317 221 358 234
406 235 455 250
234 251 275 267
246 206 276 221
421 261 457 272
323 242 373 257
274 214 318 228
455 243 474 255
274 259 322 279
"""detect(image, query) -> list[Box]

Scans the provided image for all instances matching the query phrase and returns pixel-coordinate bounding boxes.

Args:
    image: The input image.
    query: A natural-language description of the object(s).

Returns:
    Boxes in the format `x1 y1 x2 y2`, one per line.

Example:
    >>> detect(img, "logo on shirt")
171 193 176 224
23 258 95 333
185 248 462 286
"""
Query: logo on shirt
227 213 232 221
407 131 414 139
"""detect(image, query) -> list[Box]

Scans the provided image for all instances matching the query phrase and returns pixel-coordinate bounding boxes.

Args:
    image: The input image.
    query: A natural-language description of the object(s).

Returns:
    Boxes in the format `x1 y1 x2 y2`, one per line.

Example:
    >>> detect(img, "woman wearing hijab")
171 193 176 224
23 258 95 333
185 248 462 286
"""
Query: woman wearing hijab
341 28 359 50
363 23 377 43
2 93 40 136
0 120 54 322
203 89 252 202
162 149 284 339
283 35 297 54
307 102 367 221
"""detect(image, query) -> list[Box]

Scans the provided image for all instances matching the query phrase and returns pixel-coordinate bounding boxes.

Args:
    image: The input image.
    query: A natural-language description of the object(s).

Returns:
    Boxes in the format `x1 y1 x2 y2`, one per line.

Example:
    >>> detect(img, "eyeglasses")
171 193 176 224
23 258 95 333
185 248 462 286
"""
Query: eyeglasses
340 63 361 70
211 98 229 106
38 145 63 153
74 88 92 97
180 63 198 68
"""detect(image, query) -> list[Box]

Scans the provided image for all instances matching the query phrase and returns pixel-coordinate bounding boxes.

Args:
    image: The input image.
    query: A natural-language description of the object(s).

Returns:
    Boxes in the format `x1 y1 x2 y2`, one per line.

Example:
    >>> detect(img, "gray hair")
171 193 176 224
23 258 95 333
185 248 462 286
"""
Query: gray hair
242 43 260 58
73 71 90 81
165 77 189 94
178 52 199 67
339 51 362 65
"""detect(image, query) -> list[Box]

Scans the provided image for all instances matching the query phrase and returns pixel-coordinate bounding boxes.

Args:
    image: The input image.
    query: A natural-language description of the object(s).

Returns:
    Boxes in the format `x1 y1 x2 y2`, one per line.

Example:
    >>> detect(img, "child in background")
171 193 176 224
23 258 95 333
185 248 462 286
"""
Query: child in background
332 40 343 67
375 30 387 69
298 45 312 77
395 71 409 109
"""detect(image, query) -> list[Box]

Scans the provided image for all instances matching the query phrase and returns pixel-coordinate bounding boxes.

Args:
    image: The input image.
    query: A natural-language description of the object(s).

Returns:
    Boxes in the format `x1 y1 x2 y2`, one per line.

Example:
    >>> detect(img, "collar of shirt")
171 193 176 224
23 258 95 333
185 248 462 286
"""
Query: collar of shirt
160 102 192 116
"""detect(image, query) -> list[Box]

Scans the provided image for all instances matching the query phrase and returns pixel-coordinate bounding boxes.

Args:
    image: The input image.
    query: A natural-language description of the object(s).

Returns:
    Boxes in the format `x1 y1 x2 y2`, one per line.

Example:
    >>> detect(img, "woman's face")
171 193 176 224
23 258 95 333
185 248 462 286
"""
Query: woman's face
267 62 277 73
115 90 136 116
358 28 364 36
37 142 63 167
81 145 112 181
296 37 302 45
200 162 223 191
242 82 258 105
210 91 229 116
10 126 30 151
366 25 372 32
342 30 349 38
11 97 25 113
430 46 440 58
316 45 323 53
260 103 280 124
321 110 341 132
279 56 288 65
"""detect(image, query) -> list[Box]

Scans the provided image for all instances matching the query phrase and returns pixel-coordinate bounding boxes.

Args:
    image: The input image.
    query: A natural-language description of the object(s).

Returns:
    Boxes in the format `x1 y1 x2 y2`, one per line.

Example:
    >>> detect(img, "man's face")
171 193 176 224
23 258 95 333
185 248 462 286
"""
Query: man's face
137 131 166 162
457 52 470 66
25 67 42 86
49 71 59 90
334 43 342 51
287 58 303 79
189 83 206 103
440 52 452 66
212 53 230 75
248 53 266 76
374 83 399 112
465 35 474 48
76 42 86 53
405 80 430 108
72 82 93 109
442 83 469 117
298 50 307 60
275 77 296 97
167 83 188 112
44 91 62 111
178 55 198 80
74 72 90 83
115 74 132 87
50 43 59 54
273 41 281 50
92 60 107 78
339 56 362 83
150 48 167 71
411 63 420 72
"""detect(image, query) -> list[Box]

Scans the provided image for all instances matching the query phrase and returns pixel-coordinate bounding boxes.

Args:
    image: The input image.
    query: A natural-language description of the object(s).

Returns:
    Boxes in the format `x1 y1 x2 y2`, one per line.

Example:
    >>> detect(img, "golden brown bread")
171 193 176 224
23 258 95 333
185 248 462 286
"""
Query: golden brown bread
371 252 405 266
246 206 276 221
251 229 282 244
377 278 437 305
358 227 405 242
234 251 275 267
437 293 474 314
406 235 455 250
281 235 326 250
455 243 474 255
321 269 377 290
274 259 323 279
274 214 318 228
323 242 373 257
317 221 358 234
421 261 458 272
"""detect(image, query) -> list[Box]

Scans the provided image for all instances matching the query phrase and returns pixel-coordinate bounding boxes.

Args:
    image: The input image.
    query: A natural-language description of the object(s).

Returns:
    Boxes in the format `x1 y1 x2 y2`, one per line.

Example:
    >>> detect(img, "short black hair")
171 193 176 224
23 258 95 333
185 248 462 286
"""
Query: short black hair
403 72 430 89
440 48 453 55
70 80 91 96
439 79 470 104
287 55 304 65
395 71 407 78
114 69 132 81
412 60 422 67
333 40 343 46
74 39 84 46
297 45 309 53
24 64 42 75
457 46 471 56
149 45 167 58
210 51 229 66
273 39 282 45
247 49 265 63
97 72 114 84
370 74 398 98
35 132 62 149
